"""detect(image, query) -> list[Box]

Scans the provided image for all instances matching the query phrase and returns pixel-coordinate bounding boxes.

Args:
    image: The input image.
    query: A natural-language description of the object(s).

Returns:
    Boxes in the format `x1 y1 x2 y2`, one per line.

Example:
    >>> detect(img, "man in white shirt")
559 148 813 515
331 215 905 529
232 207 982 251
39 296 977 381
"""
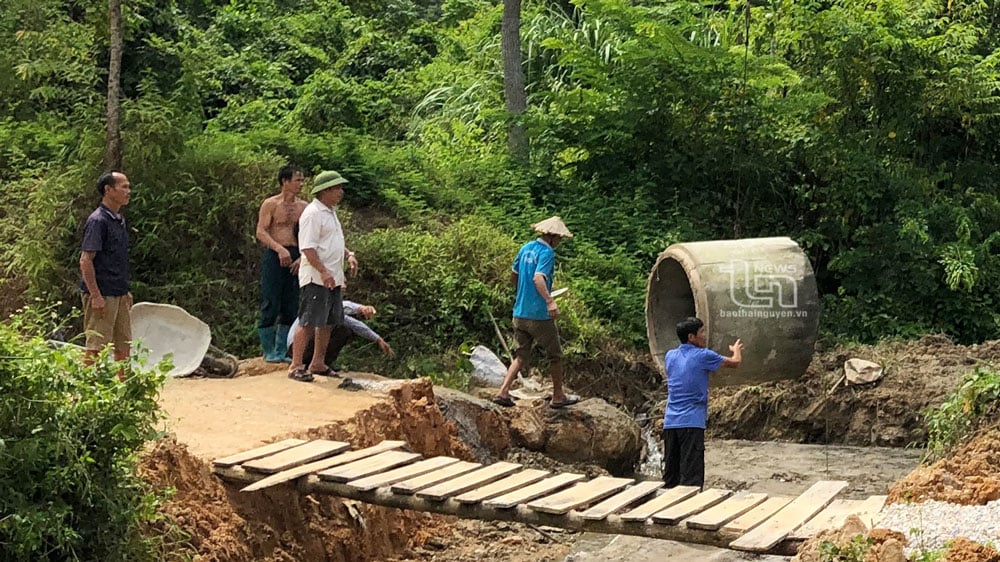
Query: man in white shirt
287 170 359 382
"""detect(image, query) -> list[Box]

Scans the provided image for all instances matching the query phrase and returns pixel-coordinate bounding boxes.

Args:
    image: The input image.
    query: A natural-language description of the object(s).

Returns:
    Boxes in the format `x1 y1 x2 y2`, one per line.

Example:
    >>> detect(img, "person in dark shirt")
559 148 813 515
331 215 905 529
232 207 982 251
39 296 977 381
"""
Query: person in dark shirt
79 171 133 367
286 300 394 374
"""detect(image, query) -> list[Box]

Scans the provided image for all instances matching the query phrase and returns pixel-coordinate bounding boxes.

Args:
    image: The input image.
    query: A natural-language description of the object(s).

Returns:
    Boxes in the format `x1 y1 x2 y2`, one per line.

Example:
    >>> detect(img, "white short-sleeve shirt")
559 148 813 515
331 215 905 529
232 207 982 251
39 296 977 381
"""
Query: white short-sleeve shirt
297 198 345 288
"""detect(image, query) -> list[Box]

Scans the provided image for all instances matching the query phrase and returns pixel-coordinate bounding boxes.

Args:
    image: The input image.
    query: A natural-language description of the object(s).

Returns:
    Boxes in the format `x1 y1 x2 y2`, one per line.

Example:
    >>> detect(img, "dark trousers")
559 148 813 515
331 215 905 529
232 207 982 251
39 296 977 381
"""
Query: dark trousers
662 427 705 489
259 246 300 327
301 325 353 368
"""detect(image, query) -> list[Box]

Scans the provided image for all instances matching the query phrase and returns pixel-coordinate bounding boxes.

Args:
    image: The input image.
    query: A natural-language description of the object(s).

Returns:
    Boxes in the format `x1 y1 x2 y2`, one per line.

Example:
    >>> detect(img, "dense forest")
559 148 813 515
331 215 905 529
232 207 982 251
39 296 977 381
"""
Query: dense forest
2 0 1000 382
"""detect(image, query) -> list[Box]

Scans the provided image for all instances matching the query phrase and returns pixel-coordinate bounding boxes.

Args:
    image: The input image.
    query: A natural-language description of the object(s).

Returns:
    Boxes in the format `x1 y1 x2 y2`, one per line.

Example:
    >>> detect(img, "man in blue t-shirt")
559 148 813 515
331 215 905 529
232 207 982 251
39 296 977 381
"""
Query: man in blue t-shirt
493 216 578 409
662 317 743 489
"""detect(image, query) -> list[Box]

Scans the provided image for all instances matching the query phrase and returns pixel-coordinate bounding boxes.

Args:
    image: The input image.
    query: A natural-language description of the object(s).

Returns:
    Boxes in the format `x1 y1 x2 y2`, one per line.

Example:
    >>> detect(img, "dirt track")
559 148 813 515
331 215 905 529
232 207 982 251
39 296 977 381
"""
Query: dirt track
158 368 382 459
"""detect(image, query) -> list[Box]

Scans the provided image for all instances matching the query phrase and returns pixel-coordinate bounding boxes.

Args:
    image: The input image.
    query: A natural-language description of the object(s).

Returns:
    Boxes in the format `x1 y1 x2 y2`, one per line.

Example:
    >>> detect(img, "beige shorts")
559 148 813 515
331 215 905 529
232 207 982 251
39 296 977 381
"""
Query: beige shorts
82 293 133 351
513 317 562 363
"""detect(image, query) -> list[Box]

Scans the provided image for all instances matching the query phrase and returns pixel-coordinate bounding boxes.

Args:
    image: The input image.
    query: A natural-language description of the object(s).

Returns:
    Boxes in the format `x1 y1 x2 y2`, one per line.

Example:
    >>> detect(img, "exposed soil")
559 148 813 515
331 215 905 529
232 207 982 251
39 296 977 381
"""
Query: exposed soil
148 369 571 562
887 426 1000 505
145 333 1000 562
702 335 1000 446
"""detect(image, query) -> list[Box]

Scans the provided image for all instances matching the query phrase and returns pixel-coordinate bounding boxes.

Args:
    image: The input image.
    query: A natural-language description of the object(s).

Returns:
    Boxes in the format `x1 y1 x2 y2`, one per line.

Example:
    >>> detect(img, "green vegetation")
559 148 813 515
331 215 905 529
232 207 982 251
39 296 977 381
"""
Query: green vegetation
923 366 1000 459
0 304 170 561
4 0 1000 554
819 535 872 562
2 0 1000 375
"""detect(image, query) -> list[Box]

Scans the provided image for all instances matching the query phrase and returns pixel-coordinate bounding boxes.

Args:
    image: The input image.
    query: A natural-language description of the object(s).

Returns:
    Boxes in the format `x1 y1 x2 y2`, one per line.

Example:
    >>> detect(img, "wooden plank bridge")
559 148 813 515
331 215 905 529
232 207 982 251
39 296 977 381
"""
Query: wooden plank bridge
211 439 887 556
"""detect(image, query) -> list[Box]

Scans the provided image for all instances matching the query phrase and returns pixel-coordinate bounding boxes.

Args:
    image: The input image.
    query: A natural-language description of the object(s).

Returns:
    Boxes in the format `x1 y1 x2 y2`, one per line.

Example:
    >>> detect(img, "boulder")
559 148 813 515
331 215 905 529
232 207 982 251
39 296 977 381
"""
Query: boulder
434 387 512 462
508 398 643 475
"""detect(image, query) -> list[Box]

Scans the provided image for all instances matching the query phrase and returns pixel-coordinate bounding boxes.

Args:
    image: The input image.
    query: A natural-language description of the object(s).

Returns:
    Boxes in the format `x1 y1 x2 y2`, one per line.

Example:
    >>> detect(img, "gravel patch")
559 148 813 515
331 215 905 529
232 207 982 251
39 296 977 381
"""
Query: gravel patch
876 499 1000 555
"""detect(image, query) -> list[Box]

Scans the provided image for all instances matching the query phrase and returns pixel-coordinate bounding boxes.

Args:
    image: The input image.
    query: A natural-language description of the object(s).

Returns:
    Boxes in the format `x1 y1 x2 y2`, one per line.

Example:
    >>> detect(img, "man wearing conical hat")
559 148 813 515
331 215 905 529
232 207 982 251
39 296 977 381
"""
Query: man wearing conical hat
493 216 579 409
287 170 358 382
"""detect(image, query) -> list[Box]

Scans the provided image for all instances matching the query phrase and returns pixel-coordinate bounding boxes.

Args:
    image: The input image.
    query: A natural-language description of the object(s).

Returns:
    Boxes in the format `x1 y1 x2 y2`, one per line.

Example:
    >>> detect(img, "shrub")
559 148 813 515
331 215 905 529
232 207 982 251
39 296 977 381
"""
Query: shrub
0 304 169 561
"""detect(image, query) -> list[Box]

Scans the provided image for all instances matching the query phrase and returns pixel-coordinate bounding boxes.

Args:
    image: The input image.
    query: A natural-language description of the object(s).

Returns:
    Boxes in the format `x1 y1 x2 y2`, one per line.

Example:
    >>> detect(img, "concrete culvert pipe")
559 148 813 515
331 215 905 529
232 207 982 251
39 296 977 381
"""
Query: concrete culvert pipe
646 237 820 386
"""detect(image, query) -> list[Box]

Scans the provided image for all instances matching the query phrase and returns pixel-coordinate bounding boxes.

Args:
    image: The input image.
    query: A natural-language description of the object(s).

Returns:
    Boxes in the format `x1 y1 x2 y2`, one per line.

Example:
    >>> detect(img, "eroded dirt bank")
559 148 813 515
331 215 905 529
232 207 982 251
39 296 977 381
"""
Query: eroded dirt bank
704 336 1000 446
145 377 575 561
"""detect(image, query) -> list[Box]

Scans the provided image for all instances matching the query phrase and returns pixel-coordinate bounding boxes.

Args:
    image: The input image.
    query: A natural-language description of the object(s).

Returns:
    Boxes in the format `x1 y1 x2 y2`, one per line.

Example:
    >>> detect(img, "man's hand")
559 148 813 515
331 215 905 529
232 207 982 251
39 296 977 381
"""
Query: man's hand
90 294 106 318
546 300 560 319
347 253 359 277
722 338 744 368
277 247 292 267
290 258 301 275
377 337 395 356
321 270 337 289
359 305 376 319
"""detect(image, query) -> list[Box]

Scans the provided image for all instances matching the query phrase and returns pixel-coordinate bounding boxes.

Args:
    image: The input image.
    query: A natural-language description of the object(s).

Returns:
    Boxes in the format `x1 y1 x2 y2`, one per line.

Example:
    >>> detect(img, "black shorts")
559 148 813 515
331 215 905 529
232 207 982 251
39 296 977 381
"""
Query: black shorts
298 283 343 328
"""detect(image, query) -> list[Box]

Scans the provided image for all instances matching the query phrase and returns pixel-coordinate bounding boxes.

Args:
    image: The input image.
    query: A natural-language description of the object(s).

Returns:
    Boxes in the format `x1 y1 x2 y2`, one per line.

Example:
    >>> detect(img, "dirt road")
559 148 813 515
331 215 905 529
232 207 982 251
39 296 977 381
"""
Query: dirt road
157 367 382 459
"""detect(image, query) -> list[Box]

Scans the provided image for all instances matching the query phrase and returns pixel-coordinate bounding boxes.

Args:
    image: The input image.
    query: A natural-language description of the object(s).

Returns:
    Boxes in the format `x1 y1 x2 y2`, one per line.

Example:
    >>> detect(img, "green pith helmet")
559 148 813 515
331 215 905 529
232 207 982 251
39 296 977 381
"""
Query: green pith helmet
311 170 348 195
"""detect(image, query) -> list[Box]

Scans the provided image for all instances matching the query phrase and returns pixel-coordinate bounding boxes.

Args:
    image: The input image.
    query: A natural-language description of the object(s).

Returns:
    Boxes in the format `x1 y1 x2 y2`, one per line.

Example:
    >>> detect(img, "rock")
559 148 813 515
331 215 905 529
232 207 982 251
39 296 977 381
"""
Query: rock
540 399 643 474
434 386 512 462
508 406 546 450
434 384 641 474
468 345 508 388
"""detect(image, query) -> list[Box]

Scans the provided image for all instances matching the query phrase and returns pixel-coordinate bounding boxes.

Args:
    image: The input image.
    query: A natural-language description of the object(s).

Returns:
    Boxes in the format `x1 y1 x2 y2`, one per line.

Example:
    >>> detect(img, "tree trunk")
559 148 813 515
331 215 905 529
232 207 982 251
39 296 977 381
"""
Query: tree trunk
501 0 529 164
103 0 123 171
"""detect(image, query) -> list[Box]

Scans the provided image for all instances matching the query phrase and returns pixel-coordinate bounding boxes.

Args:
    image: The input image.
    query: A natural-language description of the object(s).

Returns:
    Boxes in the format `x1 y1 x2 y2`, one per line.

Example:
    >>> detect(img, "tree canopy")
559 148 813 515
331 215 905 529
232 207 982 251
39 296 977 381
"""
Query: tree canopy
2 0 999 382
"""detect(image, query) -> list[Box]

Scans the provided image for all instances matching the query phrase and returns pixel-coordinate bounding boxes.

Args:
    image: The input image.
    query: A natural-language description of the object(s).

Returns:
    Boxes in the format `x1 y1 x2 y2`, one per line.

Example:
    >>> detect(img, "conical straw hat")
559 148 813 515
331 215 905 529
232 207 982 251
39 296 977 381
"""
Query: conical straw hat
531 216 573 239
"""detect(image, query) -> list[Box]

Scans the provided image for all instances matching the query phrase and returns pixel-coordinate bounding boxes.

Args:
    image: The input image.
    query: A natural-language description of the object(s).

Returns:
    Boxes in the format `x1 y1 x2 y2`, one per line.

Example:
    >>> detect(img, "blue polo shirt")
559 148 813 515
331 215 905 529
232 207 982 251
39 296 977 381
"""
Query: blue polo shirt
662 343 725 429
80 204 130 296
511 239 555 320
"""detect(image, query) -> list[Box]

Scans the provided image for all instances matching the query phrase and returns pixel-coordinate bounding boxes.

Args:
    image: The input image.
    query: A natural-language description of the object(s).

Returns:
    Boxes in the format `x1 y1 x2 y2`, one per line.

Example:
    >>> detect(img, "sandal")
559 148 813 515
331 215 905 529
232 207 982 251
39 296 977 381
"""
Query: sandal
492 395 516 408
549 394 580 409
309 366 340 378
288 368 314 382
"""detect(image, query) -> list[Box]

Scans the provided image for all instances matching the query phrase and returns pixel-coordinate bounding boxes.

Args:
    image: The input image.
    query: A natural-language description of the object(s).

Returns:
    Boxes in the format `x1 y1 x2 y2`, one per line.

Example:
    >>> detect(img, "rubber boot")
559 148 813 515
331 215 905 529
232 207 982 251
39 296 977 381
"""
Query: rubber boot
258 326 280 362
274 324 292 363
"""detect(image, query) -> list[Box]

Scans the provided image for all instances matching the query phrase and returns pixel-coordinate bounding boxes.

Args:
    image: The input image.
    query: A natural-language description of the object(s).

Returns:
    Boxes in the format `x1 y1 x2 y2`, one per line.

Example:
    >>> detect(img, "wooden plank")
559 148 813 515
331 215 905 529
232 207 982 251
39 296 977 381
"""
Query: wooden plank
416 462 522 501
319 450 422 483
787 499 861 540
651 488 731 525
242 439 351 474
454 469 550 504
527 476 633 515
788 495 886 540
484 473 586 509
213 439 306 468
241 440 408 492
729 480 847 552
685 492 768 531
579 481 663 521
720 496 792 537
391 461 481 495
620 486 700 522
853 495 888 528
346 457 462 492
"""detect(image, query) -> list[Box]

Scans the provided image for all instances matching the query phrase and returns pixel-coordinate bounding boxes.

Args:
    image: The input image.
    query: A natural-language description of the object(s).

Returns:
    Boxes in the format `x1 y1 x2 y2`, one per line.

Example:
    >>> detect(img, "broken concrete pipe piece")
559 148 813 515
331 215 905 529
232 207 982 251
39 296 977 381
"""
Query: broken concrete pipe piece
130 302 212 377
646 237 820 386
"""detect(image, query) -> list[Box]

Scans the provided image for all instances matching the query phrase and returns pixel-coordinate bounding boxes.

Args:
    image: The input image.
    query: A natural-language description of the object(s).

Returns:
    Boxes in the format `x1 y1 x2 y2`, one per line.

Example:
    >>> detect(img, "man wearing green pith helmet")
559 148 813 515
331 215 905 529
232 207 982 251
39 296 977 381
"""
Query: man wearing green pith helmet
287 170 359 382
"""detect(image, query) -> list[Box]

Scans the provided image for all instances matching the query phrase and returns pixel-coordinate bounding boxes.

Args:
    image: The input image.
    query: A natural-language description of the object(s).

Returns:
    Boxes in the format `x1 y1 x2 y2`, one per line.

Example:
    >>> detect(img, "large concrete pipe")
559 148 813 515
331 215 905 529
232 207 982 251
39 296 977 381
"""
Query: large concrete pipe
646 237 820 386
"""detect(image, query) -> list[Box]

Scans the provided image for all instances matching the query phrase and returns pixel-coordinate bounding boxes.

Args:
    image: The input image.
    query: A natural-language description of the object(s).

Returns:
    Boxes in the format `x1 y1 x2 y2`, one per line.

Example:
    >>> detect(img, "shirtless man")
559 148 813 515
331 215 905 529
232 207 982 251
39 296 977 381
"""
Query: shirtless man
255 165 307 362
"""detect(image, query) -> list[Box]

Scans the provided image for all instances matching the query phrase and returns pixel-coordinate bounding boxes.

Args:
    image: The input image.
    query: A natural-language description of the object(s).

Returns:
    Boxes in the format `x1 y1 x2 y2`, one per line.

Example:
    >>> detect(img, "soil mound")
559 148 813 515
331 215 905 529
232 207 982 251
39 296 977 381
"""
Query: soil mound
887 427 1000 505
142 379 471 561
702 336 1000 445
